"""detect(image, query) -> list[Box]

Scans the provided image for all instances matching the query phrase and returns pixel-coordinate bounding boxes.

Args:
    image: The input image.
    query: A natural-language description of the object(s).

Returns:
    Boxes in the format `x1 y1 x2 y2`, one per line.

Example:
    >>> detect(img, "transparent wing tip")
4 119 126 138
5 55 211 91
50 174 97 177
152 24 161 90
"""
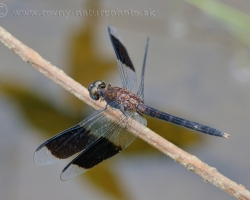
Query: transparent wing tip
33 146 60 166
108 26 124 44
60 164 87 181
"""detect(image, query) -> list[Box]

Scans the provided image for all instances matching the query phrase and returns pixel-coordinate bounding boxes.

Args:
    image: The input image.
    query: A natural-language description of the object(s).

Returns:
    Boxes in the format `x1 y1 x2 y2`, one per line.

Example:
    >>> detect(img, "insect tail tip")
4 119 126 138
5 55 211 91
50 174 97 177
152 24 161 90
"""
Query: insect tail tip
222 133 230 139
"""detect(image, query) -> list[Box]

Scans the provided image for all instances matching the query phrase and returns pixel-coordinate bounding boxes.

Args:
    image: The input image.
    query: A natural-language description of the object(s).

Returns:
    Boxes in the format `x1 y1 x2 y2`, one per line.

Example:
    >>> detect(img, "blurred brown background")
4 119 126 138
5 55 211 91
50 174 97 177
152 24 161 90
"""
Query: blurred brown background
0 0 250 199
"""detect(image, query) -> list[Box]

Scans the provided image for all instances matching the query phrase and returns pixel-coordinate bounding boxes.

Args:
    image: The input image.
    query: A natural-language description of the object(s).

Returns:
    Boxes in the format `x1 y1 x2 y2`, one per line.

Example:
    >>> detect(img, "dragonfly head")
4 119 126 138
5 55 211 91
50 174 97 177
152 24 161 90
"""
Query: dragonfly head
88 80 106 100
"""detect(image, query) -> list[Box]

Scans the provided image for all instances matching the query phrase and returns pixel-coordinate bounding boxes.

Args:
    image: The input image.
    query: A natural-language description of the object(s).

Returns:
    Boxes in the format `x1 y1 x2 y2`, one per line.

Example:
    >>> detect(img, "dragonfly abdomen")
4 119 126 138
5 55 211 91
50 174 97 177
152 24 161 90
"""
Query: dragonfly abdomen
137 104 229 138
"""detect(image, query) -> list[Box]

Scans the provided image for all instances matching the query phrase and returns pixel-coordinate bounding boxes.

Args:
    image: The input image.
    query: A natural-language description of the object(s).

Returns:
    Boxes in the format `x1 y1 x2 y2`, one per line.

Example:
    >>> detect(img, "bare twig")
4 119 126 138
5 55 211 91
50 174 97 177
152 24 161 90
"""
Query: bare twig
0 26 249 199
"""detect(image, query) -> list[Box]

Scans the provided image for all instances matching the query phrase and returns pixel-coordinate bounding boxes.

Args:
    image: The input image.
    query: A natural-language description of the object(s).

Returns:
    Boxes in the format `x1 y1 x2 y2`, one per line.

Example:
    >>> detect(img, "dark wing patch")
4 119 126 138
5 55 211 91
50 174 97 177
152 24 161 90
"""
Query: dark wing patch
108 26 137 93
60 136 122 181
110 34 135 71
43 125 93 159
76 136 122 169
60 112 147 180
34 106 122 166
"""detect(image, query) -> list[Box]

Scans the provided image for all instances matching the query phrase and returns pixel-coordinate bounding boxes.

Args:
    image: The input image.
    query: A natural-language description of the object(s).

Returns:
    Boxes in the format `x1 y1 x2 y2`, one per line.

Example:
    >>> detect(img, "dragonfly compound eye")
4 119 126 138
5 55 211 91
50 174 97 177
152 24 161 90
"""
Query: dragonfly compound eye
88 83 100 100
94 80 106 89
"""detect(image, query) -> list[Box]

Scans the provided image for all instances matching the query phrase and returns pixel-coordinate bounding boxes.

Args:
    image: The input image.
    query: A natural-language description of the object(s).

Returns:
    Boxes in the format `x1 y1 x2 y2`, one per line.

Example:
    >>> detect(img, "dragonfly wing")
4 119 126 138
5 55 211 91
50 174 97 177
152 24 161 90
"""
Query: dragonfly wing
108 26 137 93
60 112 146 180
34 104 127 166
137 37 149 100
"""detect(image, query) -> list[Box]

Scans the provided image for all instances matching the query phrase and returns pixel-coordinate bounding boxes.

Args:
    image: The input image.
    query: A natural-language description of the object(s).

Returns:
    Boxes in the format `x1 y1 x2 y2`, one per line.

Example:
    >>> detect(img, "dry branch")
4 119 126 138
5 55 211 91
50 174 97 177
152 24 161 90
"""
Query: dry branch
0 26 249 200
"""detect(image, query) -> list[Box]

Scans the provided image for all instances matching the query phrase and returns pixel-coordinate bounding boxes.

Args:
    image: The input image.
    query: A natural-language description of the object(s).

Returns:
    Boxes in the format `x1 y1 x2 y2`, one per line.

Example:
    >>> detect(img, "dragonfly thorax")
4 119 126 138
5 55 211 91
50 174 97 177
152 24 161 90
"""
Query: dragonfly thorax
88 80 106 100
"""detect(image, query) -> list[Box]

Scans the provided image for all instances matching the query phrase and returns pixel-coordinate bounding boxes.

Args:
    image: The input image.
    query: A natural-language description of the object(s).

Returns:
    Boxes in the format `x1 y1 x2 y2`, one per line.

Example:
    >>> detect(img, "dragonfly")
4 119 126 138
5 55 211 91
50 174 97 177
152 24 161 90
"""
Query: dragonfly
34 26 229 181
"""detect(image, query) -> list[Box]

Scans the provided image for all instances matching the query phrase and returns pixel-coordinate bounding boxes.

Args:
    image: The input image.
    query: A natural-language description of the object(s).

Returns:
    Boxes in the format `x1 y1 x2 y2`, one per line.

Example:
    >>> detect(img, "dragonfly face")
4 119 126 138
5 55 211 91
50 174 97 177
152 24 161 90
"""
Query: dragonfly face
88 80 106 100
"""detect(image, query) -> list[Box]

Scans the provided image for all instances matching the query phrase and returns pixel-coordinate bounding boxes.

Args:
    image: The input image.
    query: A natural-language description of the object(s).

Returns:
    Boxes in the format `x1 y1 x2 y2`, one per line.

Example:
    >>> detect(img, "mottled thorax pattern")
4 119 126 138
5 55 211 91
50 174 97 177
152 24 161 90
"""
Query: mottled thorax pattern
102 86 143 112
